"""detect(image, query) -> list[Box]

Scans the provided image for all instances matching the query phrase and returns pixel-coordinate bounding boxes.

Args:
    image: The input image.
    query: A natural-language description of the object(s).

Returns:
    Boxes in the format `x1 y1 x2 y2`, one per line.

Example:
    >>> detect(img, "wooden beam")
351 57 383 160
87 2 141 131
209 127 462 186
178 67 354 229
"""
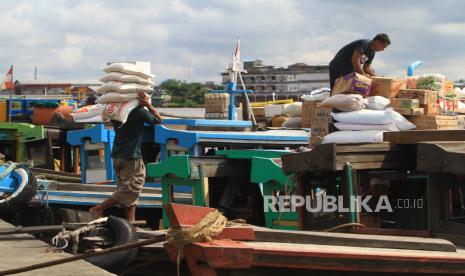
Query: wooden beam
417 142 465 174
384 130 465 144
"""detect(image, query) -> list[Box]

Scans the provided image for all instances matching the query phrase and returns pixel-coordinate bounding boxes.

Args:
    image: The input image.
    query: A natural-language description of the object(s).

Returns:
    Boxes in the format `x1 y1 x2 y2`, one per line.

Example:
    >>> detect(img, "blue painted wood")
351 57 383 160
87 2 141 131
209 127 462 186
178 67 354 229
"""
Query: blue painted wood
155 125 199 149
145 182 192 193
67 124 116 183
162 119 252 128
67 124 113 145
0 170 22 193
155 125 308 145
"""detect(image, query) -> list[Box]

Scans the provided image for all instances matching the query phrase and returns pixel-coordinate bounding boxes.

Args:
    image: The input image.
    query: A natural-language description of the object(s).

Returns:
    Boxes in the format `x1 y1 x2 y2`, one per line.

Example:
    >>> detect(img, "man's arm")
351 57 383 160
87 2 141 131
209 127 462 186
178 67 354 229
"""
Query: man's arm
351 49 365 75
138 93 163 122
363 64 376 77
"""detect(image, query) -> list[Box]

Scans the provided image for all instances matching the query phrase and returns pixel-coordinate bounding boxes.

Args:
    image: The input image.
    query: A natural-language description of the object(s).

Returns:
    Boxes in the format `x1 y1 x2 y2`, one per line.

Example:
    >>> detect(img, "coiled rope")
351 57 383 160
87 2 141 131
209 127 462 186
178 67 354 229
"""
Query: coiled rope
166 210 228 276
52 217 109 254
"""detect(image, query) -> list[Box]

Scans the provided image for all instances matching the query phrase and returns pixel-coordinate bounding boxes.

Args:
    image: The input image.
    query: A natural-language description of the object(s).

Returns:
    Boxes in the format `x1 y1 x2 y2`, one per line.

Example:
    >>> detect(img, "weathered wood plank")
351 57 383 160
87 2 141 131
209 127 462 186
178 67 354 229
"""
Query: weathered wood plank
31 167 81 178
337 152 403 163
336 143 398 153
384 130 465 144
281 144 335 174
252 227 456 252
349 228 430 238
335 161 410 171
417 142 465 174
189 158 250 178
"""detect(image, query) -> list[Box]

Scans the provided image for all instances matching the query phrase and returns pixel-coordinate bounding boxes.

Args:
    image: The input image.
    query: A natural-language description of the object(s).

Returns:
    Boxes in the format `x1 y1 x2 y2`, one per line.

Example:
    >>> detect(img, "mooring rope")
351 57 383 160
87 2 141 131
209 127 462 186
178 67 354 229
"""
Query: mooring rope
51 217 109 254
166 210 228 276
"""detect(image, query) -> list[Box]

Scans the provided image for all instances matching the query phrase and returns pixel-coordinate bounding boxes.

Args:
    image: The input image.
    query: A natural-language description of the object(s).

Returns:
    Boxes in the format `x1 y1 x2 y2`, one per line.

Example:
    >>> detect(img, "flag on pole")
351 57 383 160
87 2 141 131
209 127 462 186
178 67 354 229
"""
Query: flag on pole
231 39 241 72
1 67 13 90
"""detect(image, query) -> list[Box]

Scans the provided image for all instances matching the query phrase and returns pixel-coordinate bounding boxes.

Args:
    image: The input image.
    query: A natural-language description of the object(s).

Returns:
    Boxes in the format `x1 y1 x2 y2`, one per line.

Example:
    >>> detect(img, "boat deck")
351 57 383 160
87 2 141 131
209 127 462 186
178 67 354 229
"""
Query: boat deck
0 219 113 275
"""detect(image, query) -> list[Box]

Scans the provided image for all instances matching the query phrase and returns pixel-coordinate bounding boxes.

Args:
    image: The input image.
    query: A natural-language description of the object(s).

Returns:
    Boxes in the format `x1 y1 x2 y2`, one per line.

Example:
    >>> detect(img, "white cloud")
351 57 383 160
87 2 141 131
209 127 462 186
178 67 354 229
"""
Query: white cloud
431 23 465 36
0 0 464 83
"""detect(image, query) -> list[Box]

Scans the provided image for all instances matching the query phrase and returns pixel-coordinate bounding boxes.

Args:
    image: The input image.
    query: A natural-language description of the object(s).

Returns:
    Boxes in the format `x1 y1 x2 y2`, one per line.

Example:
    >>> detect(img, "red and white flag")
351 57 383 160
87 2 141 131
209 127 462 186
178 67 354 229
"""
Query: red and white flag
1 67 13 90
231 39 241 72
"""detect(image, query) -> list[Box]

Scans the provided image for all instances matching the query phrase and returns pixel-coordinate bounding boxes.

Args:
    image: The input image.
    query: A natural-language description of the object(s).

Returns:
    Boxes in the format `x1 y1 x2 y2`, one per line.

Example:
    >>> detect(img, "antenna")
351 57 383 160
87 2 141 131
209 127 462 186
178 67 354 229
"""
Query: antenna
34 66 37 80
188 60 192 82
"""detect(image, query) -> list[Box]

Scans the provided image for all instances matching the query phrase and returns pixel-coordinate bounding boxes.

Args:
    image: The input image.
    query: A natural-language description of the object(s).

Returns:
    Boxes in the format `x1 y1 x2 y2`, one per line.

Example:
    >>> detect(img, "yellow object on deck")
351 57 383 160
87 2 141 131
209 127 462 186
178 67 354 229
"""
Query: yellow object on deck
245 99 294 108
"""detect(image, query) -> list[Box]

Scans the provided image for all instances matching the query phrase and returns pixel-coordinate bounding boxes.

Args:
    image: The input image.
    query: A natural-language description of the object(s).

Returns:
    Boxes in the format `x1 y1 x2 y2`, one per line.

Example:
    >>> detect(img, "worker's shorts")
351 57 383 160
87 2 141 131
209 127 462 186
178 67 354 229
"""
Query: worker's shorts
111 158 146 207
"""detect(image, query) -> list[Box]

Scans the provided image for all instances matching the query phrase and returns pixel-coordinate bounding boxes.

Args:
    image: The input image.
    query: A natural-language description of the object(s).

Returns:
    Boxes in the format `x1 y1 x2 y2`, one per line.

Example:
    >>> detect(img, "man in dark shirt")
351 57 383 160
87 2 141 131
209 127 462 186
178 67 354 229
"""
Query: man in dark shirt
90 92 162 221
329 33 391 91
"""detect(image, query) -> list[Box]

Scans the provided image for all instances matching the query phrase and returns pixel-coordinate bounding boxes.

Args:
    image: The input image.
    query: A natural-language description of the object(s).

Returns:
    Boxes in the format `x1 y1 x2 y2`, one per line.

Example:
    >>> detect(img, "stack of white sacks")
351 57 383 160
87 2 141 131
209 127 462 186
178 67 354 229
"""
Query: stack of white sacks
70 104 106 123
97 62 154 124
318 94 416 144
282 102 302 128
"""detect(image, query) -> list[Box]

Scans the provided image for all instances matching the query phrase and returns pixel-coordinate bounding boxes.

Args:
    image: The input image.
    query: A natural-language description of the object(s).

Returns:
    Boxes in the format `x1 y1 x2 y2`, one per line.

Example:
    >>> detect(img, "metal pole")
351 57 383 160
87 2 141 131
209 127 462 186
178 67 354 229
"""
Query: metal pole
8 65 13 123
344 162 356 223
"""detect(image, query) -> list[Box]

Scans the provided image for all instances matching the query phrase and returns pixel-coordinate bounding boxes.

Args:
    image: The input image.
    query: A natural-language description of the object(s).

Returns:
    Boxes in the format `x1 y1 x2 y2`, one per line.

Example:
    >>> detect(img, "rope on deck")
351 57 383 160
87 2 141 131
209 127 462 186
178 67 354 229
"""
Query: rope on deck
166 210 228 276
51 217 108 254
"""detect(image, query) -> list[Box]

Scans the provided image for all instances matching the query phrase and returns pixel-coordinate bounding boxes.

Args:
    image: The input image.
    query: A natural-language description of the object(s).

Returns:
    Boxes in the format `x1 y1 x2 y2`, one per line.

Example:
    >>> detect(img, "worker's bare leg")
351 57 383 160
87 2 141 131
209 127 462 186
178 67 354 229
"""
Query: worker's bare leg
125 205 137 222
89 197 118 218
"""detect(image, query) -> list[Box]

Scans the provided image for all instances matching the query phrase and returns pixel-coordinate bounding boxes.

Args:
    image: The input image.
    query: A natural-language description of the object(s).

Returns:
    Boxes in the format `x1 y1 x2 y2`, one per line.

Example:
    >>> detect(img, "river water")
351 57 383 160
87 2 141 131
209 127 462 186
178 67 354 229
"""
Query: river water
156 107 205 118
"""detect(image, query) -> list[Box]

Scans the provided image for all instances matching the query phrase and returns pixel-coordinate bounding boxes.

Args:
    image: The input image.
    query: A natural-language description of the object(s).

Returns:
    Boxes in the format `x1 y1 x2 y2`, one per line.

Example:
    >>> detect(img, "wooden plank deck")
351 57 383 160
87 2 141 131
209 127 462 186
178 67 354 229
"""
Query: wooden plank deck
0 219 113 275
281 143 416 174
383 130 465 144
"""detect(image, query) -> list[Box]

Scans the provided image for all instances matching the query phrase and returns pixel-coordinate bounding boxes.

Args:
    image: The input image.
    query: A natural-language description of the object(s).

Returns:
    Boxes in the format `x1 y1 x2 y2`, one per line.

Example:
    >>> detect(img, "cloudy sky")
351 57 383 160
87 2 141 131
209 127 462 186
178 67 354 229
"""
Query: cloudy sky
1 0 464 84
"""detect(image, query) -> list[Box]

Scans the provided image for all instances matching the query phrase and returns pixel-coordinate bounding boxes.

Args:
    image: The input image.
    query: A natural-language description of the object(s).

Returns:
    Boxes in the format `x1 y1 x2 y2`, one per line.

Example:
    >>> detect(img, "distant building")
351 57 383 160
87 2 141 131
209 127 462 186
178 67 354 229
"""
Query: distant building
221 59 329 102
13 80 100 100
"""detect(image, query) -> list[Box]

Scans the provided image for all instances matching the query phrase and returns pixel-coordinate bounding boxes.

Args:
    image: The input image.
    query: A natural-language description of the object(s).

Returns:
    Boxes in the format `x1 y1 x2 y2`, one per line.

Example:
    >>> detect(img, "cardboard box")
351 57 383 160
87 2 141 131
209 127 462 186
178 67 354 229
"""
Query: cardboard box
398 89 438 105
370 77 406 99
423 103 438 115
302 104 331 128
408 115 459 130
311 121 330 137
308 136 323 148
390 98 420 109
301 101 320 128
332 72 372 97
252 107 265 118
394 107 424 116
314 107 332 123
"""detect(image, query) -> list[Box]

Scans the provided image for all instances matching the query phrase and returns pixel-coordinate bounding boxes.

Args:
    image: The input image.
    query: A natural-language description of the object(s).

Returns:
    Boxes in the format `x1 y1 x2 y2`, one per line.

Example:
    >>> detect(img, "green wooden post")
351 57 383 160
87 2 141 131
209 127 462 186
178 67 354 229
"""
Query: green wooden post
147 155 209 228
251 157 298 230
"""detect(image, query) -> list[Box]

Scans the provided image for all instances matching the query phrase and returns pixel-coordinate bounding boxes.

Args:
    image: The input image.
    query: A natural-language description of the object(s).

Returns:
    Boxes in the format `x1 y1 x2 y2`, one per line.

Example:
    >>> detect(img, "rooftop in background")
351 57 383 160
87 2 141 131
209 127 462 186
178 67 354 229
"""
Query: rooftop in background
15 80 100 86
243 59 329 72
221 59 330 102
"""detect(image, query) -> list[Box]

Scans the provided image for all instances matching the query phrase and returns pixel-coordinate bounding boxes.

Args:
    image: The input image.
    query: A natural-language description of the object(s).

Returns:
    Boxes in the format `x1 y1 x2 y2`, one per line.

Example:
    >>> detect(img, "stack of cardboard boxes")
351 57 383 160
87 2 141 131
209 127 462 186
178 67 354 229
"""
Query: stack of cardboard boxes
301 101 332 146
390 88 461 130
205 93 230 119
390 89 438 116
355 75 463 130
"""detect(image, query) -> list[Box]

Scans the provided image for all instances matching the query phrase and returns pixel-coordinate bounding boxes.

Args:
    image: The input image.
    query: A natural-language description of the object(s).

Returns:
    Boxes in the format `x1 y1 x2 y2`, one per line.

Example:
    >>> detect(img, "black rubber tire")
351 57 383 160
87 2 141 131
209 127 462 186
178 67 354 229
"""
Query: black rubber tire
85 216 138 273
0 168 37 216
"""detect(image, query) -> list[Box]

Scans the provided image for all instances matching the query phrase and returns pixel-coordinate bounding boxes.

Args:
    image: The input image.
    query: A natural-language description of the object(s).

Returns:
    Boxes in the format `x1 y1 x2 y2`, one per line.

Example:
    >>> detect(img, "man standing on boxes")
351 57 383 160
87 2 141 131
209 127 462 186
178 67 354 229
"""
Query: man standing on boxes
329 33 391 92
90 92 162 222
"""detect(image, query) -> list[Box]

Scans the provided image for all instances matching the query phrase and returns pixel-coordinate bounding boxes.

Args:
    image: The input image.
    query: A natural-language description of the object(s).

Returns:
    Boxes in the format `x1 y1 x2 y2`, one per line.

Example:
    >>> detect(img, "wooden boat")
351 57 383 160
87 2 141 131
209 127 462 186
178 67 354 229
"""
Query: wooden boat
162 203 465 275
